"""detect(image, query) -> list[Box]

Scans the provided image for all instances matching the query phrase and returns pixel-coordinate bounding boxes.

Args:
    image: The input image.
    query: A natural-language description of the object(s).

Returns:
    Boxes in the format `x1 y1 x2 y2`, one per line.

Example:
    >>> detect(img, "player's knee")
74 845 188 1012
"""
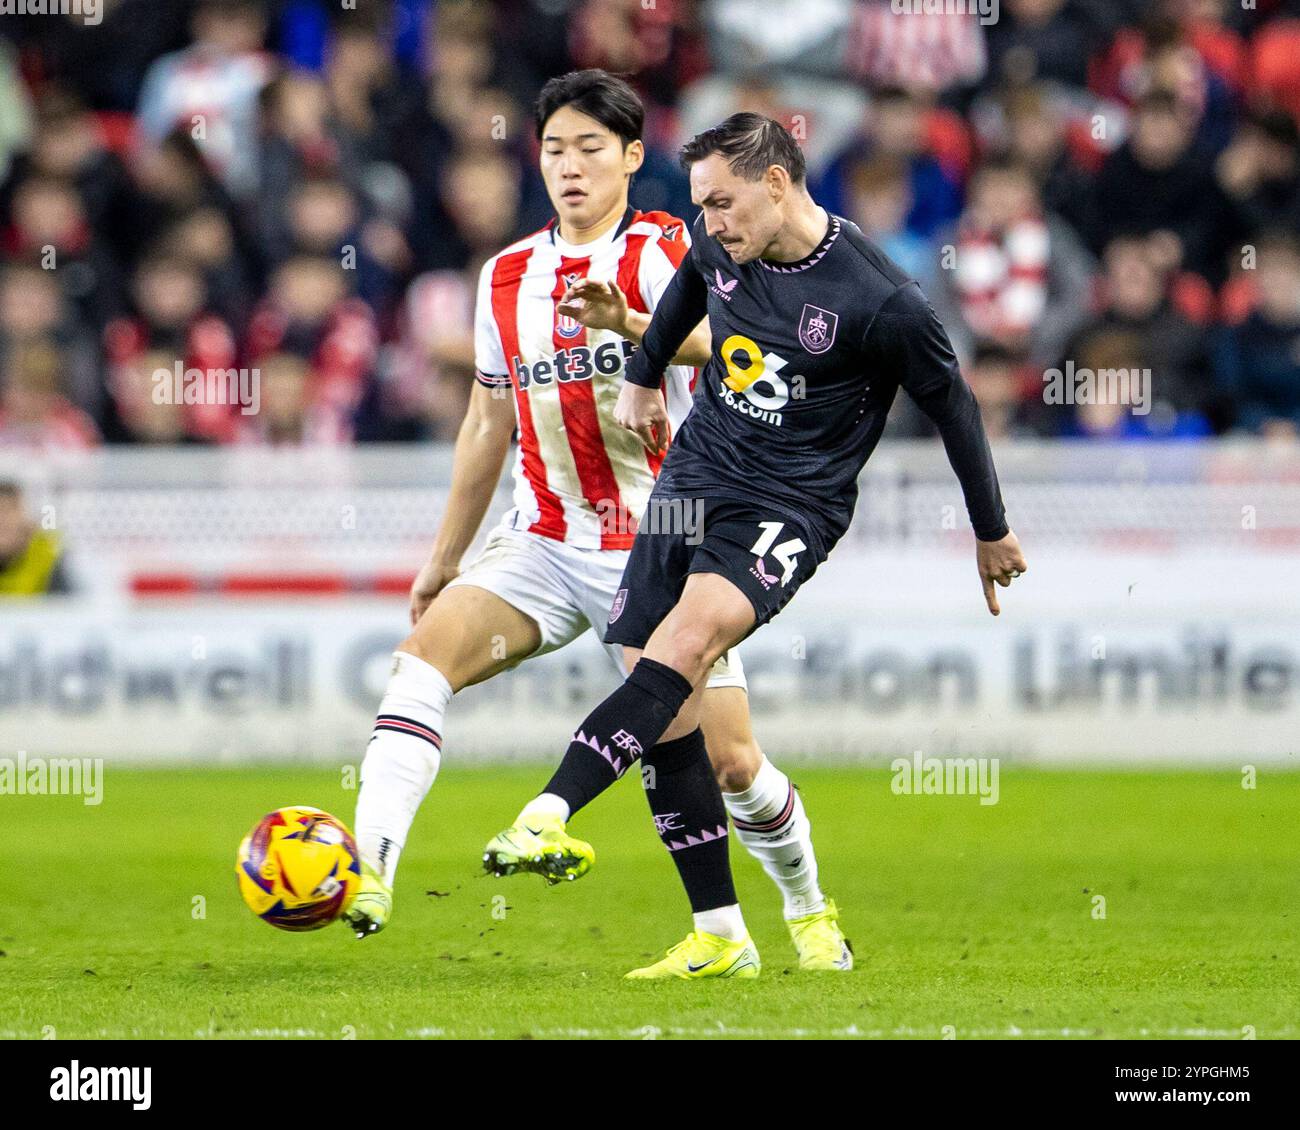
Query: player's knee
710 738 762 793
654 622 726 684
396 631 437 669
394 633 464 692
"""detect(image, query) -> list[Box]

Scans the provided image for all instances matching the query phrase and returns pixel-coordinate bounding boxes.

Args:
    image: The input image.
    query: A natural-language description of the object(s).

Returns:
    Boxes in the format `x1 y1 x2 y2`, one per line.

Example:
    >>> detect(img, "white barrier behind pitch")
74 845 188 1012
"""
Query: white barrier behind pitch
2 441 1298 765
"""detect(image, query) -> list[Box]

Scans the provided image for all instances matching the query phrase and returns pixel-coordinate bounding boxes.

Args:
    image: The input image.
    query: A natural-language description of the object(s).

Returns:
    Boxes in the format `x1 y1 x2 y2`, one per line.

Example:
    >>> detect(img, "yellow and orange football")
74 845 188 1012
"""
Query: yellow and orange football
235 806 361 931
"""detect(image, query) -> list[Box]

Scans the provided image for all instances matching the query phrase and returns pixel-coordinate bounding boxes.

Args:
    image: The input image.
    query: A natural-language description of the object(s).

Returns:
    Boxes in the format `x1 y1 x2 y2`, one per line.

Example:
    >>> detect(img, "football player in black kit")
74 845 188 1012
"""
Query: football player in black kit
487 113 1028 980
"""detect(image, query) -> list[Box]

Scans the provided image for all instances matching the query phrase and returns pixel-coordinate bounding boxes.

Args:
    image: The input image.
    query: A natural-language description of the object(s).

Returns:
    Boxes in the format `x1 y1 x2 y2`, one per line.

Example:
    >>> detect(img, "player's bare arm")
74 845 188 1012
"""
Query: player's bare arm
560 278 707 454
409 381 515 625
606 224 712 455
557 278 711 365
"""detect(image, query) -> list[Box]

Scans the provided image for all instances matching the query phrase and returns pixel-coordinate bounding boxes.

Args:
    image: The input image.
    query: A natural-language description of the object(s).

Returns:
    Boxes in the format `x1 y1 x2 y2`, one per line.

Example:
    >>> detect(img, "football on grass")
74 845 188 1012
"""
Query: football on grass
236 806 361 931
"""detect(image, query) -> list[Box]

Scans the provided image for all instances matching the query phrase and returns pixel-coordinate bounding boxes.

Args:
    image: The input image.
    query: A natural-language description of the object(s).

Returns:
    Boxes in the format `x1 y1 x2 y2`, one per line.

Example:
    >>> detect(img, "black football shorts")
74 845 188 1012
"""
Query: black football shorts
603 497 822 650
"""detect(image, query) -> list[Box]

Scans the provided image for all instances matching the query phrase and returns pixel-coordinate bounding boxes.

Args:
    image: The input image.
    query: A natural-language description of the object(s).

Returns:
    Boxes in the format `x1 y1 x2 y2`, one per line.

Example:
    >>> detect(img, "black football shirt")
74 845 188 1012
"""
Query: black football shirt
624 212 1008 560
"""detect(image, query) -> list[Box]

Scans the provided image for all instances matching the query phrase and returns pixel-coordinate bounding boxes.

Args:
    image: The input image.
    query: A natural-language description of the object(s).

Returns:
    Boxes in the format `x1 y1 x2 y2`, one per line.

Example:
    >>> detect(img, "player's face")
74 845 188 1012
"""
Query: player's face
539 106 643 230
690 154 782 264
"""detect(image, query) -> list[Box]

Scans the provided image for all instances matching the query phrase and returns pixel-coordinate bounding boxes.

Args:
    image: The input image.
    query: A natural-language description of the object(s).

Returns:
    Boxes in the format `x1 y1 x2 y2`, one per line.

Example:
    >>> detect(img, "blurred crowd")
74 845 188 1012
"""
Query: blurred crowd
0 0 1298 451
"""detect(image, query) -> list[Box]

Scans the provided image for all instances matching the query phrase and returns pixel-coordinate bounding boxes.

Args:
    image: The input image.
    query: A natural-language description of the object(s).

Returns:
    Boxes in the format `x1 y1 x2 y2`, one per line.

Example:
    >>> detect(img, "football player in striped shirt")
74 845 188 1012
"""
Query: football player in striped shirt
345 71 850 973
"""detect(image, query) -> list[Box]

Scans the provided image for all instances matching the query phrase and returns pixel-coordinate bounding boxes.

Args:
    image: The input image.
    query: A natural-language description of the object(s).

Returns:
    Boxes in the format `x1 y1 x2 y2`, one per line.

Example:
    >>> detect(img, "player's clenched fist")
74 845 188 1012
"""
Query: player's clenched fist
409 559 460 627
614 382 671 456
976 530 1028 616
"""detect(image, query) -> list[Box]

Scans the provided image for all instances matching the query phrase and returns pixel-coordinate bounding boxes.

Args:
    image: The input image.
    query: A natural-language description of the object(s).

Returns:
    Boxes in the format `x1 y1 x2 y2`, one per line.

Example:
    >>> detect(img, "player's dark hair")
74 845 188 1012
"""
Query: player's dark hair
0 481 20 501
534 70 644 148
679 112 807 185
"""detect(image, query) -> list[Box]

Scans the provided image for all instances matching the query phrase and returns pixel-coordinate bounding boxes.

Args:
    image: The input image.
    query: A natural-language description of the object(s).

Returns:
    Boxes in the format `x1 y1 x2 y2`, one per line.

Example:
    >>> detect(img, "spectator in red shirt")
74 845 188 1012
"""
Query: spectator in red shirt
246 255 379 442
103 254 238 442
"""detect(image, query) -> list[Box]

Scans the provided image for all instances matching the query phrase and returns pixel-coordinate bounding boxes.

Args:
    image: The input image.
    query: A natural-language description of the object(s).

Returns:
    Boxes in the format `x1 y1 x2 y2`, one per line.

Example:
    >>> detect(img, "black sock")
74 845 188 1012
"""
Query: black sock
642 728 737 913
542 658 694 817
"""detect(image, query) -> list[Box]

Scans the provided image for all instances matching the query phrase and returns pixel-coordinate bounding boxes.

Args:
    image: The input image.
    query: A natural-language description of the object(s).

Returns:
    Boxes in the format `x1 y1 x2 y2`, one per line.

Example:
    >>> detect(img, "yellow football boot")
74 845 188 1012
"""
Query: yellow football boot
624 931 761 980
340 863 392 939
787 898 853 971
482 813 595 885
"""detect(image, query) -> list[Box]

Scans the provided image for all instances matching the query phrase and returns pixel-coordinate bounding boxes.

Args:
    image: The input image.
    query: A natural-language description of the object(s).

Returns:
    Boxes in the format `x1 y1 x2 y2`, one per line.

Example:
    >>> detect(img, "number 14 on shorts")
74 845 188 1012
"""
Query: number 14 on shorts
750 521 806 586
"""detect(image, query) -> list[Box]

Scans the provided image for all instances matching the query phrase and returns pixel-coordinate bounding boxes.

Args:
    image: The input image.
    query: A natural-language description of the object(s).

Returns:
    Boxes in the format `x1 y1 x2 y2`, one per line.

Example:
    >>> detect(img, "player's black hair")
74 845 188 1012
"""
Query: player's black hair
534 70 644 148
679 112 807 185
0 481 20 500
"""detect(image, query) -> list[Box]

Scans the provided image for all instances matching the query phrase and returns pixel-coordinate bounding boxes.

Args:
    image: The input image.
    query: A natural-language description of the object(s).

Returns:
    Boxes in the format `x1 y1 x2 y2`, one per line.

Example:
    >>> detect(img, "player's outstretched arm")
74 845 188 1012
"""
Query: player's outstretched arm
876 282 1028 615
558 279 711 366
410 381 515 625
616 251 710 454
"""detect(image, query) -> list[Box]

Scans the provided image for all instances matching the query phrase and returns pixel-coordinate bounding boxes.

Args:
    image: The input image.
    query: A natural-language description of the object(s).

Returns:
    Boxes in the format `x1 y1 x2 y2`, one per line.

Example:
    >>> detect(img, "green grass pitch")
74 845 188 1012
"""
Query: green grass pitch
1 765 1296 1040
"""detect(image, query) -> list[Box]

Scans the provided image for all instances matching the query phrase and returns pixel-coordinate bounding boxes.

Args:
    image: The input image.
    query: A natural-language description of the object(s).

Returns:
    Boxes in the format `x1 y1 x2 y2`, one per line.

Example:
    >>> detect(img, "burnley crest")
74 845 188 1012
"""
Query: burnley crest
798 303 838 355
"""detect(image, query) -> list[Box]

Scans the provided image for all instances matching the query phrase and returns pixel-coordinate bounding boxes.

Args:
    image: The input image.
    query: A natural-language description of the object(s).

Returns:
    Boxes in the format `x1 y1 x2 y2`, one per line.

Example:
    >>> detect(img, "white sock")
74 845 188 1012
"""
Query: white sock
723 758 826 920
693 903 747 941
518 792 570 826
354 651 452 886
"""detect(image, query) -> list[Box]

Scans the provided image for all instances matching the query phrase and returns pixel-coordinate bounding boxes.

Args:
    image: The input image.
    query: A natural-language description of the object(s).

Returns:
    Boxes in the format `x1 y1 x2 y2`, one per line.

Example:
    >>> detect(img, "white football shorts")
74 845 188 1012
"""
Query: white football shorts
444 523 747 691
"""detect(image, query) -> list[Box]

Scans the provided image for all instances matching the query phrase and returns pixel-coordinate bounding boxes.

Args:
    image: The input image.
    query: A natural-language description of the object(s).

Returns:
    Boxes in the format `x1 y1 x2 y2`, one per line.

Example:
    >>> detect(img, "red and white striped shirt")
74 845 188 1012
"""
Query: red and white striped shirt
846 2 986 92
475 207 697 550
